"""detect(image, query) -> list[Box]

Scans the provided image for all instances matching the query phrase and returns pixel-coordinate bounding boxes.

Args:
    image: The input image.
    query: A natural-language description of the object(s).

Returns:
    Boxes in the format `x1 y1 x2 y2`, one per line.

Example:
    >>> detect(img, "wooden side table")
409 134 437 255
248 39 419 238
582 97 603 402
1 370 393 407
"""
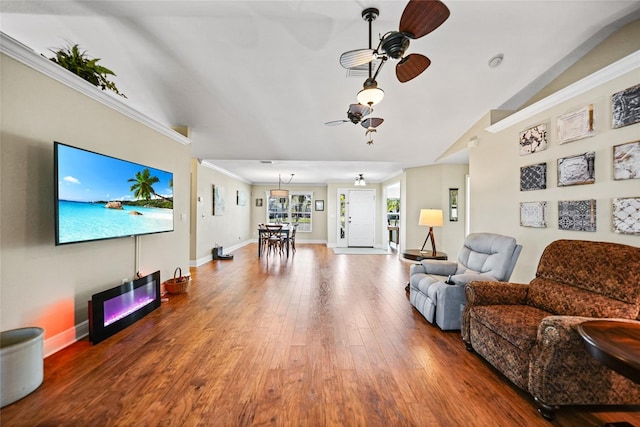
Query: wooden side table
402 249 448 261
578 320 640 384
403 250 448 291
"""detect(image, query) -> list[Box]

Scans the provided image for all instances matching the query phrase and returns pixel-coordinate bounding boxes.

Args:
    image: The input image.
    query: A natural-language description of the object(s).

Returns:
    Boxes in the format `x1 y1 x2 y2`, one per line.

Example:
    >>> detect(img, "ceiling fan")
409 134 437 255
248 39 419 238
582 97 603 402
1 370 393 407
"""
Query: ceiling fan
324 103 384 129
340 0 450 83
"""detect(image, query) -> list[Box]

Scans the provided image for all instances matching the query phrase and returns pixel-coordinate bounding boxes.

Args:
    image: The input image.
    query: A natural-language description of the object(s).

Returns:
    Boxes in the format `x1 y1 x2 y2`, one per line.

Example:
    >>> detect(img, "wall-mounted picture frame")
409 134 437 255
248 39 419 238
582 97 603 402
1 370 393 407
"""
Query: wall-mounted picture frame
557 104 594 144
236 190 247 206
519 123 548 156
256 198 263 207
449 188 459 222
557 152 595 187
315 200 324 211
558 199 596 232
212 185 225 216
612 83 640 129
613 140 640 180
612 197 640 234
520 162 547 191
520 201 547 228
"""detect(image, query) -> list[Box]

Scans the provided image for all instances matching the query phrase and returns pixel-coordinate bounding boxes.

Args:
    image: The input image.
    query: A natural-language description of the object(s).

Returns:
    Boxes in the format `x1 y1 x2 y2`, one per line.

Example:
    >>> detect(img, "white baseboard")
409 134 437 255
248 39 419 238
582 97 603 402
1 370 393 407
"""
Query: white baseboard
44 321 88 358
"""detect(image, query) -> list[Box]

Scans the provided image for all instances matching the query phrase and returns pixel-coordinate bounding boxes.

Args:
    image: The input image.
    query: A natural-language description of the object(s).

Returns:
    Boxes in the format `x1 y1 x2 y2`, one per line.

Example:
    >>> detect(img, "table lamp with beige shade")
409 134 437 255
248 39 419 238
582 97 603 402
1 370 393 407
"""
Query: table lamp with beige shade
419 209 443 256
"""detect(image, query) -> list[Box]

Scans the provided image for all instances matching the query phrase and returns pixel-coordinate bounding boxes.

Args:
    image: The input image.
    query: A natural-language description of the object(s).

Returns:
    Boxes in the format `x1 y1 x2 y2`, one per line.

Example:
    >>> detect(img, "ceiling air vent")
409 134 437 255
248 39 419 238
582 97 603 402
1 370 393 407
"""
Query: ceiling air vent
260 160 273 164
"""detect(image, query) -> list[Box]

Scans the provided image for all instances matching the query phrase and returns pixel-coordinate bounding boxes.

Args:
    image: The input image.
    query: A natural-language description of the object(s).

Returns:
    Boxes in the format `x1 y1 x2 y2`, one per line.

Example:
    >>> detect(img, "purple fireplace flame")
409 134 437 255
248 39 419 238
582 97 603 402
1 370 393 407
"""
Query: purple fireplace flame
89 271 161 344
103 282 157 327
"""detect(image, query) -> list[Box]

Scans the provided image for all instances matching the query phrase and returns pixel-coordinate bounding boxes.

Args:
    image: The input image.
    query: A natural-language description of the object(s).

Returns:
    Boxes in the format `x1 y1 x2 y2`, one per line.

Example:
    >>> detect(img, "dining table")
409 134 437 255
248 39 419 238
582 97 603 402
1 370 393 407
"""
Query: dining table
257 224 290 258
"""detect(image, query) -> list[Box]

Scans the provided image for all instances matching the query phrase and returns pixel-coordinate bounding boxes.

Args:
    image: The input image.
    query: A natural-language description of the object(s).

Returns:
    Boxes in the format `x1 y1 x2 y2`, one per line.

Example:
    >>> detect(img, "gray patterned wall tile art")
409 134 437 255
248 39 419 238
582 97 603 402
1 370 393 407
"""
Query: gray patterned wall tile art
557 152 595 186
558 199 596 231
612 83 640 129
613 197 640 234
520 163 547 191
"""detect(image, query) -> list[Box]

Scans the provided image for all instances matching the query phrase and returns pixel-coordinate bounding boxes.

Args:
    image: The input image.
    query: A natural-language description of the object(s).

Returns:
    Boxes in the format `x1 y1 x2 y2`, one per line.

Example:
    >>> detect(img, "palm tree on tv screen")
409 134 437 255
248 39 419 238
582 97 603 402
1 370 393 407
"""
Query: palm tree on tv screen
128 168 172 207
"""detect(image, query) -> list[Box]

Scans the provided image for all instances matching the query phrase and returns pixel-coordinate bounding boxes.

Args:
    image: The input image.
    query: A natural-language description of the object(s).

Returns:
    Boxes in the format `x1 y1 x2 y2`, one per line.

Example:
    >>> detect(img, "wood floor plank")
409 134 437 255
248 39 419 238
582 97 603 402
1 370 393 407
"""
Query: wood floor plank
2 243 640 426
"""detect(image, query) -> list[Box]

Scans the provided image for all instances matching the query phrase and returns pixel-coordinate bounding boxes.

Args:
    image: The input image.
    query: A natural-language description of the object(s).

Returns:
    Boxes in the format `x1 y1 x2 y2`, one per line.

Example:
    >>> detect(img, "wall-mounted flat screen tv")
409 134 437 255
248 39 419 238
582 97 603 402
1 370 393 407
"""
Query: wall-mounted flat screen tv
54 142 174 245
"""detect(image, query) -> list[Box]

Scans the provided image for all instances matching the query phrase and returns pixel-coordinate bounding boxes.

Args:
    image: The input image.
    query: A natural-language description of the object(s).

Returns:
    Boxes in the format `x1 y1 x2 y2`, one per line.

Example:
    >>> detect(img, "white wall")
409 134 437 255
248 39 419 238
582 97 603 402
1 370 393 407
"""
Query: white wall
1 54 191 352
470 67 639 283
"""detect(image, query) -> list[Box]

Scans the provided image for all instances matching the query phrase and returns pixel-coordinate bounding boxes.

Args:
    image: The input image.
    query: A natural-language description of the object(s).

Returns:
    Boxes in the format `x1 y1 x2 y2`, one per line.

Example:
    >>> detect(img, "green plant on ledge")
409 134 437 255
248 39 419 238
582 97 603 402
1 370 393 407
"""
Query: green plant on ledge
49 43 127 98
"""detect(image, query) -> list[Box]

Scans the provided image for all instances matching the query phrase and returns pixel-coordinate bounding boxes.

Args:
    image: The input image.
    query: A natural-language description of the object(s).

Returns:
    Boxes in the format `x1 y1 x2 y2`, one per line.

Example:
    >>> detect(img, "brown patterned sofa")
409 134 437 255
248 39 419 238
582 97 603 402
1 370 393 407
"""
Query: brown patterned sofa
461 239 640 419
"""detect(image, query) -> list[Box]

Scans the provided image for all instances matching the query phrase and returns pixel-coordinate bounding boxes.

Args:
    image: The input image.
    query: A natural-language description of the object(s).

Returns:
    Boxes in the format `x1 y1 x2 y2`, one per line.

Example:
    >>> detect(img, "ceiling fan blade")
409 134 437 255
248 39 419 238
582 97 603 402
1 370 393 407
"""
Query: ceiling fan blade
325 120 348 126
396 53 431 83
361 117 384 129
339 49 376 69
349 103 371 117
399 0 450 39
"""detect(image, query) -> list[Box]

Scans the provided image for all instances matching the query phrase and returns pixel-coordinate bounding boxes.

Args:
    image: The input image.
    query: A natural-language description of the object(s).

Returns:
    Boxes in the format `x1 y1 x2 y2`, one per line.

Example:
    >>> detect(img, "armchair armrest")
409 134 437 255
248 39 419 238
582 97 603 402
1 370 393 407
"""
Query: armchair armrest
530 316 640 405
464 281 529 306
450 273 496 286
419 260 458 276
461 281 529 345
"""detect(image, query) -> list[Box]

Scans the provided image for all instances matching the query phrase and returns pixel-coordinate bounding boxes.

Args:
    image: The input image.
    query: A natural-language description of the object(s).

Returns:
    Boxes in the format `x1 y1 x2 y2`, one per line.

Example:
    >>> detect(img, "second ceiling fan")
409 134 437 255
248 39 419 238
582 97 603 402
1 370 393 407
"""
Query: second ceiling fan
340 0 450 84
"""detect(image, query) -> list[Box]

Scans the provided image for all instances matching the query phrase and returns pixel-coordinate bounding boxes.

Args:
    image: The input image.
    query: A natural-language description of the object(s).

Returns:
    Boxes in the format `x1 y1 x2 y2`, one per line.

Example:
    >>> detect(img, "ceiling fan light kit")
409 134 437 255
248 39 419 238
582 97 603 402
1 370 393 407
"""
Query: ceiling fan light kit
356 78 384 106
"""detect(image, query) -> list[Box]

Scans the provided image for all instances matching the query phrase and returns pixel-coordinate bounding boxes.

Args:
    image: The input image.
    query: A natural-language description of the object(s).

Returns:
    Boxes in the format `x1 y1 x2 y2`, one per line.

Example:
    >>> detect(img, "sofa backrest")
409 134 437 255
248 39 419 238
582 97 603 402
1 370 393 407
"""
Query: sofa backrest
527 239 640 319
456 233 521 281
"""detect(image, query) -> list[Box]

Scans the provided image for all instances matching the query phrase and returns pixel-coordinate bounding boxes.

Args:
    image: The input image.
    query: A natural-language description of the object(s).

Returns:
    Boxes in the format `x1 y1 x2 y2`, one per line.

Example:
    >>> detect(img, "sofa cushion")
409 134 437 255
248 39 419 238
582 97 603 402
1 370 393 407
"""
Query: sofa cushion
470 305 550 351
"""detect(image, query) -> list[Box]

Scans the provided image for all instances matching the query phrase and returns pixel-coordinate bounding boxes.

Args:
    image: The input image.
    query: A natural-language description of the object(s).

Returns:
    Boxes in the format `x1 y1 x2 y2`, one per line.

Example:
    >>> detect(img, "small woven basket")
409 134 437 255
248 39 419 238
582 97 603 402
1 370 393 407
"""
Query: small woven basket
163 267 190 294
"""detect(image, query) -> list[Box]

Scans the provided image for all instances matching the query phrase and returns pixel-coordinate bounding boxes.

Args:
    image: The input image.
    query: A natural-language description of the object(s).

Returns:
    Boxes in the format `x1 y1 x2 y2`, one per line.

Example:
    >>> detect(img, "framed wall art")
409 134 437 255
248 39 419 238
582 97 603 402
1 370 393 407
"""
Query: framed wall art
612 197 640 234
557 104 594 144
256 198 263 207
612 83 640 129
613 140 640 180
315 200 324 211
236 190 247 206
212 185 225 216
519 123 548 155
558 199 596 232
449 188 459 222
520 162 547 191
520 201 547 228
557 152 595 187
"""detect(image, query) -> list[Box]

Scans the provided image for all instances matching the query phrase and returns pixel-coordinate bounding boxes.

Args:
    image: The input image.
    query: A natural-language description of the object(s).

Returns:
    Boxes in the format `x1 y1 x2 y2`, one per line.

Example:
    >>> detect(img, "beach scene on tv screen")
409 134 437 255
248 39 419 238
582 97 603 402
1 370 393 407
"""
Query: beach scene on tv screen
56 144 174 244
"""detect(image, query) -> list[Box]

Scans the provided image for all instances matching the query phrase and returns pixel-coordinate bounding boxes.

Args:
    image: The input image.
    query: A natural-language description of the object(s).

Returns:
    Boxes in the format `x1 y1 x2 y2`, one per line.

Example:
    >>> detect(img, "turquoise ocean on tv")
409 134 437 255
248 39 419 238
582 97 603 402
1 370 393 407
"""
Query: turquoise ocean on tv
58 200 173 244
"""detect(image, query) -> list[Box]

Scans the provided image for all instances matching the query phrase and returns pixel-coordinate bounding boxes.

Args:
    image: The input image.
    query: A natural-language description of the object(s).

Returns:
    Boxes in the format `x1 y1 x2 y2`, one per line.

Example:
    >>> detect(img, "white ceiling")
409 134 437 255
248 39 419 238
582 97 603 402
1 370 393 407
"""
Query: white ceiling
2 0 639 185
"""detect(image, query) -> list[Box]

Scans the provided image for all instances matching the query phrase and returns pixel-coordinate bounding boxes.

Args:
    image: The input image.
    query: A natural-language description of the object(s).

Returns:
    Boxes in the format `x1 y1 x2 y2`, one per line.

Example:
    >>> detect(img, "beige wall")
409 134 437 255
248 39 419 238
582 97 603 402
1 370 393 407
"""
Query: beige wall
470 67 639 283
523 19 640 108
402 164 469 256
190 161 252 264
1 55 191 347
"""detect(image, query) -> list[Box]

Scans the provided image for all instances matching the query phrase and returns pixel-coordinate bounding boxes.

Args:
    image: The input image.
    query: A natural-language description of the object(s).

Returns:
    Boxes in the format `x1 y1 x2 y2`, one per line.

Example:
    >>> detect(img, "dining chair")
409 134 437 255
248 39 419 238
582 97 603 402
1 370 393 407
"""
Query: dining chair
265 224 284 256
289 224 298 253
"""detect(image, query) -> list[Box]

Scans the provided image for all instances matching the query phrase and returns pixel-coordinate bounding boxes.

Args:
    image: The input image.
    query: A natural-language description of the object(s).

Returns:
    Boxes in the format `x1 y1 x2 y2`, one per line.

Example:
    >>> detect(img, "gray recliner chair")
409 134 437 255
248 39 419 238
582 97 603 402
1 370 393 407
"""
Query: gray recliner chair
409 233 522 330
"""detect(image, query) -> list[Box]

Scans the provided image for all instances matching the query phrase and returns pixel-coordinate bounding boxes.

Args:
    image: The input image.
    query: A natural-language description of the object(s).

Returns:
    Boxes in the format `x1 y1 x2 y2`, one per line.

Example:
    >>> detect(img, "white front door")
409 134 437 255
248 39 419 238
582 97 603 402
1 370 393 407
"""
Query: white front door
347 189 375 247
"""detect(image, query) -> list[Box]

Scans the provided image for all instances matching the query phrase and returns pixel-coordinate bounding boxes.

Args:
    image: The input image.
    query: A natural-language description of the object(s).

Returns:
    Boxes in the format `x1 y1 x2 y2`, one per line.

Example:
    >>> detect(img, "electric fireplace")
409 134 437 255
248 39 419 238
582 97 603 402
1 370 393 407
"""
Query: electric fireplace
88 271 161 344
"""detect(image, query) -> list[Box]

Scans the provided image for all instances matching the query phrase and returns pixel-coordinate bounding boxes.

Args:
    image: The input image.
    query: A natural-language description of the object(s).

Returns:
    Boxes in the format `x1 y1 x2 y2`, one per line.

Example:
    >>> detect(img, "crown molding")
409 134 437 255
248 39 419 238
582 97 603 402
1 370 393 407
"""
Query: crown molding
0 32 191 146
486 50 640 133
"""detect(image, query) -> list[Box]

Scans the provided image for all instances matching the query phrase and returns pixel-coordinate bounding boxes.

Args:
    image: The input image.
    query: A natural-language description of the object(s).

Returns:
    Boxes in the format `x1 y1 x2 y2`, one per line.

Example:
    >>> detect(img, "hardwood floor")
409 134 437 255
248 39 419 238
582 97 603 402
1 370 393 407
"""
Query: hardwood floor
2 244 639 426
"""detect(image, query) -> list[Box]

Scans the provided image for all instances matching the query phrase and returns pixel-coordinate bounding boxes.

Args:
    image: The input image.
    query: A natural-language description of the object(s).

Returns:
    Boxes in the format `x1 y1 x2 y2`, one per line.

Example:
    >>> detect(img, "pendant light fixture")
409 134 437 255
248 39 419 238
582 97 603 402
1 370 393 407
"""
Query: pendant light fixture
270 173 294 197
354 174 366 186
